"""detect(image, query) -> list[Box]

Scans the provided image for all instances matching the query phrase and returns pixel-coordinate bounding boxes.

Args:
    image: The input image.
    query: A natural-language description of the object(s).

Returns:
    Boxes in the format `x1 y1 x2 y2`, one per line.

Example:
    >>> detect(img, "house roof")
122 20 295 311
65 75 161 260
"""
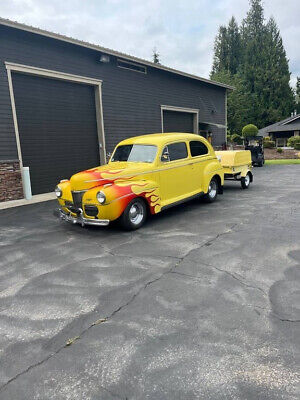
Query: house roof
0 17 234 91
259 114 300 135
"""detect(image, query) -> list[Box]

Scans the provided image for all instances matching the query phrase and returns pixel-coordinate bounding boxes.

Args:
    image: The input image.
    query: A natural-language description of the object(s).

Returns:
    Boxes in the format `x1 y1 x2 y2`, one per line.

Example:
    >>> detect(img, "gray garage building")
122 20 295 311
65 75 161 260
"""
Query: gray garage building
0 17 232 202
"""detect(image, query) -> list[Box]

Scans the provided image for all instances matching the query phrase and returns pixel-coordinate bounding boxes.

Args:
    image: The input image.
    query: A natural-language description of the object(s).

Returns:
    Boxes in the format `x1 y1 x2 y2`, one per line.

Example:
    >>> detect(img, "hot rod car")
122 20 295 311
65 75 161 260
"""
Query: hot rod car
54 133 225 230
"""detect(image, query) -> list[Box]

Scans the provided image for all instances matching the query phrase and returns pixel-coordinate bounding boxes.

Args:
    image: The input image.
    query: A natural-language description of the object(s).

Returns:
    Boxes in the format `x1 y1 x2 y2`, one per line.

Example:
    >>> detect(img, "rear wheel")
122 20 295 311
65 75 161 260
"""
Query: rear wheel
120 198 147 230
241 173 251 189
203 177 218 203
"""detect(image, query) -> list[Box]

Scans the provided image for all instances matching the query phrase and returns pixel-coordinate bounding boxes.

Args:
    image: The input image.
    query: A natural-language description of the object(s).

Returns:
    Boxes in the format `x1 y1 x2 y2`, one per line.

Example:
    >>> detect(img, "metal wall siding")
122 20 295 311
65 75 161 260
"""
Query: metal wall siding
0 24 226 161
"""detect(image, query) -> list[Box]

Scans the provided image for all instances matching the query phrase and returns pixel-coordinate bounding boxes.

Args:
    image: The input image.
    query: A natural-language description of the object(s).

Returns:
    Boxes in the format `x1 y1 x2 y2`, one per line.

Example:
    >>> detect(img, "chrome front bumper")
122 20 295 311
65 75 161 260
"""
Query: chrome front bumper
54 208 109 227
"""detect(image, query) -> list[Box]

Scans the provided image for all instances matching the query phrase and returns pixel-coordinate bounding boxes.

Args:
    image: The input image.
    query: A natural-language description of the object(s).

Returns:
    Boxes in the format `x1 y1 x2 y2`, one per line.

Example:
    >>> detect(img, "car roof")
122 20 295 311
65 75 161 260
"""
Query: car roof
118 133 204 146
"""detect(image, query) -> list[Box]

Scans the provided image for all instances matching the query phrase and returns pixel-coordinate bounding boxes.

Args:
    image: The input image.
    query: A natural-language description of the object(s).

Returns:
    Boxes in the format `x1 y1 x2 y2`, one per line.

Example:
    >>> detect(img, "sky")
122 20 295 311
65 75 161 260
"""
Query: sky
0 0 299 87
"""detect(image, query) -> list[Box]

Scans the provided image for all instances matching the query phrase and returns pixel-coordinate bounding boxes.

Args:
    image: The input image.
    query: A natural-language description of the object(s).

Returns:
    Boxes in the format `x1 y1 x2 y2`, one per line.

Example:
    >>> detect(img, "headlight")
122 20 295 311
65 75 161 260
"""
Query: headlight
55 186 62 198
96 191 106 204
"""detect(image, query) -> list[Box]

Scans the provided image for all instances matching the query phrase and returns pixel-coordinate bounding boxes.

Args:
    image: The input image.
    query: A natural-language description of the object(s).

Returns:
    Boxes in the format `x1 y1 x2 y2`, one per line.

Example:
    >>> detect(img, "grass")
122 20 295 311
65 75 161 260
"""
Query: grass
265 159 300 165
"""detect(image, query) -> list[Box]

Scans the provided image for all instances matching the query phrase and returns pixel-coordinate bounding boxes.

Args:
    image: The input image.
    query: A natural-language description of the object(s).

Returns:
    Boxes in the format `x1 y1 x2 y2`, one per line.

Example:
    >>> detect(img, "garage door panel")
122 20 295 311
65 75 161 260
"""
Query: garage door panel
12 73 100 195
163 110 194 133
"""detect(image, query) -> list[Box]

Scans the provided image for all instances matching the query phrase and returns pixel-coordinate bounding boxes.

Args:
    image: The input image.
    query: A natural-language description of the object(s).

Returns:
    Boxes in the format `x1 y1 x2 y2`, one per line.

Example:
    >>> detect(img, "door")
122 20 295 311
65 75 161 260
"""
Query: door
159 141 193 207
188 139 211 193
163 110 194 133
12 73 101 195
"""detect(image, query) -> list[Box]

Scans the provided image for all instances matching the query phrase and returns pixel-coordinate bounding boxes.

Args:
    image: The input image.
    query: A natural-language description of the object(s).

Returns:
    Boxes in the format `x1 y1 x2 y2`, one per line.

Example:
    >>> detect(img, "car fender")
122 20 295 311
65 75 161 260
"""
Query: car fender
84 180 161 221
203 159 225 193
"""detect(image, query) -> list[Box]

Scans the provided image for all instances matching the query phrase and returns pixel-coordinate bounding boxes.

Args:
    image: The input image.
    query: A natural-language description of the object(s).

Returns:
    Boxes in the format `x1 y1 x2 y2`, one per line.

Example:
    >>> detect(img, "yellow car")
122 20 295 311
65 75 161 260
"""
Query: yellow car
55 133 224 230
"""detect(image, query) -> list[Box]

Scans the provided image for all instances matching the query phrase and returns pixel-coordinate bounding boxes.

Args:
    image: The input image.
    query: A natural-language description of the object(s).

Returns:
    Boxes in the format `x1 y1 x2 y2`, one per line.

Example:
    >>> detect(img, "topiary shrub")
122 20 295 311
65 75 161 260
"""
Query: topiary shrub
242 124 258 138
277 147 283 153
264 140 275 148
231 133 243 144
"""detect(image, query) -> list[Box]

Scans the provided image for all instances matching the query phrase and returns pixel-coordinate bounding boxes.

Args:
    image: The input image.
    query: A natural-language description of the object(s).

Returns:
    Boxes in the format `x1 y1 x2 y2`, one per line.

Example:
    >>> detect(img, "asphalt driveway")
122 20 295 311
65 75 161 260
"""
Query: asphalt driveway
0 165 299 400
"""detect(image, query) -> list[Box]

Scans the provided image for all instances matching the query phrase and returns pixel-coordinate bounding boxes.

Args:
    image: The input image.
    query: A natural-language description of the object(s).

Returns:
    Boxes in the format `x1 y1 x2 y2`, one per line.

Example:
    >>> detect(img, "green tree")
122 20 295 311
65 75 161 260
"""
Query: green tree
259 17 294 125
211 0 295 131
211 17 241 76
242 124 258 137
211 70 250 134
152 48 160 64
296 77 300 114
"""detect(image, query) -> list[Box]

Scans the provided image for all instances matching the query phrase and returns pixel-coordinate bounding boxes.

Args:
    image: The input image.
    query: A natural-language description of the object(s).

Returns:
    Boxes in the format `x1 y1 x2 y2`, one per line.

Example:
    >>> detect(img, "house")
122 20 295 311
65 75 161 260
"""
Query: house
259 113 300 147
0 17 232 202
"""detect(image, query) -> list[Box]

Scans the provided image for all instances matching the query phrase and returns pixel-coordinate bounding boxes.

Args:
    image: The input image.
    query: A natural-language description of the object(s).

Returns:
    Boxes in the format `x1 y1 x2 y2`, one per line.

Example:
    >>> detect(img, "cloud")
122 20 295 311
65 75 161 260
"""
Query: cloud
0 0 299 86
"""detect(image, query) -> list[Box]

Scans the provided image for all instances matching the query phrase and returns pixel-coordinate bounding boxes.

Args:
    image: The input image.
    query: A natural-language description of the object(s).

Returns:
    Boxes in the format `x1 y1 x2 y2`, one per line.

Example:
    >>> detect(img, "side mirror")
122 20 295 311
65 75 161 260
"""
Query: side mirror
161 152 170 162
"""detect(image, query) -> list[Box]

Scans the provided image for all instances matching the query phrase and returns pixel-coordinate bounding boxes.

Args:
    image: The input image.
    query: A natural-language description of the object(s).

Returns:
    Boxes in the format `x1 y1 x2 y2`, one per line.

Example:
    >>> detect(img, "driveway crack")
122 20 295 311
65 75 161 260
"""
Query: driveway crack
0 222 246 393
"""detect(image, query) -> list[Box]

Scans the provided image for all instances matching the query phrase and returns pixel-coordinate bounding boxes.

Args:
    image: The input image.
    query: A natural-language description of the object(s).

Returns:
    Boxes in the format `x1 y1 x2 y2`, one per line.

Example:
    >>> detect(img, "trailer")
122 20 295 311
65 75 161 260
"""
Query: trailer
215 150 253 189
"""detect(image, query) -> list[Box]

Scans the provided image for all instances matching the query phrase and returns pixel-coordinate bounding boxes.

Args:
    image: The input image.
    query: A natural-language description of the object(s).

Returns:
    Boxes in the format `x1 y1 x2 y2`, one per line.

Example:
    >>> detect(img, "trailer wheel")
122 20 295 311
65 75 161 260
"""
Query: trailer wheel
203 177 218 203
241 173 251 189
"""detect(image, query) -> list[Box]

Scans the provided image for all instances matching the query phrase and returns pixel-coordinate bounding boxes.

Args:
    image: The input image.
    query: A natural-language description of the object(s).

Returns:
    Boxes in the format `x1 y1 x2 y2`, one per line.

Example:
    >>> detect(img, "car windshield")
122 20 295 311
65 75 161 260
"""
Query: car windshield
111 144 157 163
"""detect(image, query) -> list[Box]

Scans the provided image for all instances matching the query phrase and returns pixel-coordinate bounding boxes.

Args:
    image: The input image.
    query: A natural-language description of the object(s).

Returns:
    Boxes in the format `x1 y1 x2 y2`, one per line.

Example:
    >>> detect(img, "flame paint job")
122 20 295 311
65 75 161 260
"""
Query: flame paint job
56 133 225 222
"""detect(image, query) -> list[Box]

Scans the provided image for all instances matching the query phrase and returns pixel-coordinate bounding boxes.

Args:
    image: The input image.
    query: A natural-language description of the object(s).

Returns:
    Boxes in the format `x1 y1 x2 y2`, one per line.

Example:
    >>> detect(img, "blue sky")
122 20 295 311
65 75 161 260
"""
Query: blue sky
1 0 299 87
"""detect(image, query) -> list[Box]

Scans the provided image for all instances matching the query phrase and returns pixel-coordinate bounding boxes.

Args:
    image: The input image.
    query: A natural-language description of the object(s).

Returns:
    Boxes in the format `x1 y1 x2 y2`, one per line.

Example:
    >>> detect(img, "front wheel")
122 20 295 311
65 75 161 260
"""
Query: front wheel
203 177 218 203
120 198 147 230
241 173 251 189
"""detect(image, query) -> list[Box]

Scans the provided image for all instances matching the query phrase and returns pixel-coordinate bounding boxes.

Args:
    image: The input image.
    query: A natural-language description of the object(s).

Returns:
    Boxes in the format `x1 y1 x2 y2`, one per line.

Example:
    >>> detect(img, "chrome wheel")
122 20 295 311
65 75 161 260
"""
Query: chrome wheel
244 174 250 186
208 180 217 199
129 202 144 225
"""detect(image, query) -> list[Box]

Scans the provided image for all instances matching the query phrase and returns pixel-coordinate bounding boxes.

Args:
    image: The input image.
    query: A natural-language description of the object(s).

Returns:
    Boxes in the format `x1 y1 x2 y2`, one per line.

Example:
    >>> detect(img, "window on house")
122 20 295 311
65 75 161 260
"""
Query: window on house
189 140 208 157
161 142 188 162
117 59 147 74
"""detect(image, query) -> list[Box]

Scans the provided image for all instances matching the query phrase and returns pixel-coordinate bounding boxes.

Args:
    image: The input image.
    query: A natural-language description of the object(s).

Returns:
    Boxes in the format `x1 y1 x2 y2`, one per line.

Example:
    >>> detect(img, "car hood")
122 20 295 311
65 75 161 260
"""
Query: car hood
69 162 154 191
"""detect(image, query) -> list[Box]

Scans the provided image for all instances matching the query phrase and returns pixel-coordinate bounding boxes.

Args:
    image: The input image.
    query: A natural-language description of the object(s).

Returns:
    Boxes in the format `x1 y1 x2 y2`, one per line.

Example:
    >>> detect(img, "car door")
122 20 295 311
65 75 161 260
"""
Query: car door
159 141 193 207
188 139 211 193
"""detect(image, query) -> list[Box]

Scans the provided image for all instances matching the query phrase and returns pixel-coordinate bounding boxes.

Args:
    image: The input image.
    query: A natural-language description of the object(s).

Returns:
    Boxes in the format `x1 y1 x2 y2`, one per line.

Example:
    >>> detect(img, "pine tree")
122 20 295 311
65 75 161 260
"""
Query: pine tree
262 17 294 124
226 17 241 75
152 48 160 64
211 17 240 76
211 0 295 131
211 26 229 75
296 77 300 113
211 70 250 134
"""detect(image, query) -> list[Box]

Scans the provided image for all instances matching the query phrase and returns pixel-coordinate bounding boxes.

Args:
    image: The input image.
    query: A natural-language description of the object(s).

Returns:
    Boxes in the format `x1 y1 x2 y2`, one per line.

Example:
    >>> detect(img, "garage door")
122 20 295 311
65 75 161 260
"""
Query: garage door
163 110 194 133
12 73 100 195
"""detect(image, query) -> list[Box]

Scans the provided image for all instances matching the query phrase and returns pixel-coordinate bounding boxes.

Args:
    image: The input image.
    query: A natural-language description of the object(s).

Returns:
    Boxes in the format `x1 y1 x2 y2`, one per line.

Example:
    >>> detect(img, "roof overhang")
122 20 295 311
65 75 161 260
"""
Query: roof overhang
0 17 234 91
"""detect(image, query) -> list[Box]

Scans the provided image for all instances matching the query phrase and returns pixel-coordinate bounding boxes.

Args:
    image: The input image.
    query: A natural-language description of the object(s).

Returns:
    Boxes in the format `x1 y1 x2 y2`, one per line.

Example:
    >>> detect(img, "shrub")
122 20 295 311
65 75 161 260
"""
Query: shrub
226 134 233 143
295 143 300 150
231 133 243 144
242 124 258 138
264 140 275 148
287 136 300 148
277 147 283 153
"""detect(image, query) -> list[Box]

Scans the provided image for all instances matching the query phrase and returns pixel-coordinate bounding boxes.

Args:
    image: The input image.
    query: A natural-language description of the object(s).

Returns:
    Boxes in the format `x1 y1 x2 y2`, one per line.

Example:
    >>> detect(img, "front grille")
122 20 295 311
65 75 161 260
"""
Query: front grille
71 191 86 209
84 205 99 217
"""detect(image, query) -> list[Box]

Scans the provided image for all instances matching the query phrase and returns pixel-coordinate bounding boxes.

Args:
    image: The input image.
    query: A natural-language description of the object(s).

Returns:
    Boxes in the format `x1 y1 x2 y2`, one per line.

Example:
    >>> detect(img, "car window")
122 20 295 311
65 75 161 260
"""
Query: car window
161 142 188 162
111 144 157 163
189 140 208 157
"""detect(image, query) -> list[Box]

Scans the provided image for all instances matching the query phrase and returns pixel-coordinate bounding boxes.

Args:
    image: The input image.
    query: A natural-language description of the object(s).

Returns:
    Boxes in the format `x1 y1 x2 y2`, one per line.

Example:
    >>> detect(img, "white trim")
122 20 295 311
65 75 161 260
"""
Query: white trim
225 90 228 144
161 105 199 134
5 62 106 198
282 115 300 125
5 62 103 86
6 68 23 169
0 17 234 90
